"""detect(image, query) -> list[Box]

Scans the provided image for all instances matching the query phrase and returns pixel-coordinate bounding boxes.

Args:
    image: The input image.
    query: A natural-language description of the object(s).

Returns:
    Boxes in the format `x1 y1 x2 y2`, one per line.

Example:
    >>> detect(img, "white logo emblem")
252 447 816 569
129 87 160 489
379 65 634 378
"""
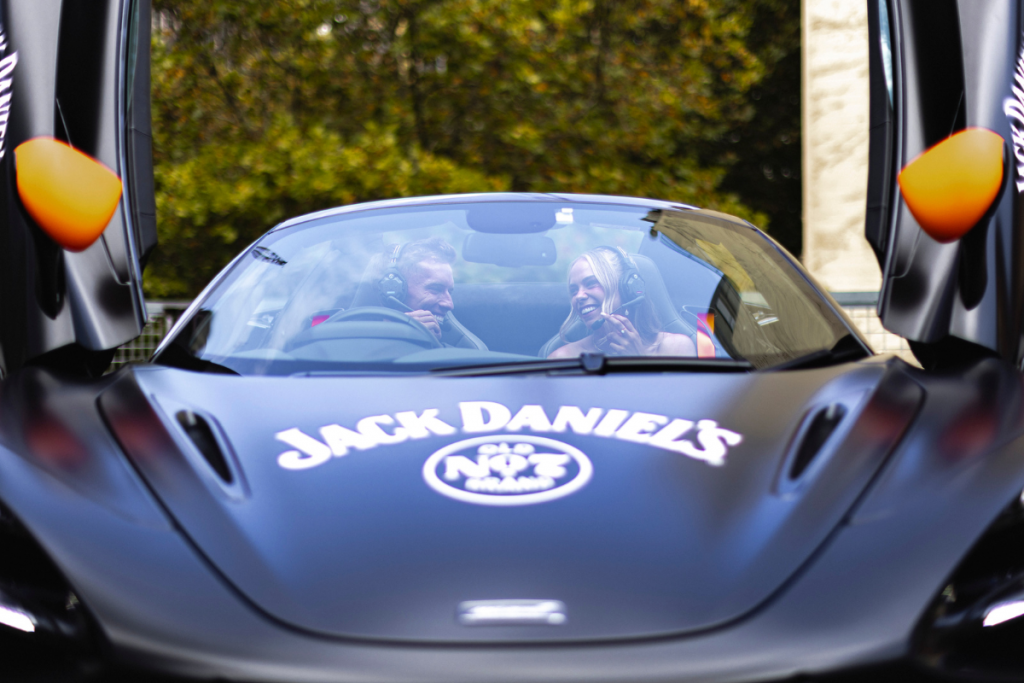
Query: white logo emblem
458 599 567 625
1006 39 1024 192
422 435 592 506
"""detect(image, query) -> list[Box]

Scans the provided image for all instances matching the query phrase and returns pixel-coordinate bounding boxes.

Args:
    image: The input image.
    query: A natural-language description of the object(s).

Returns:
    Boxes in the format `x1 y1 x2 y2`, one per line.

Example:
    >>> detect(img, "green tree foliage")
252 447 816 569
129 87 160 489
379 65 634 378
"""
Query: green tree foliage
148 0 798 298
710 0 802 258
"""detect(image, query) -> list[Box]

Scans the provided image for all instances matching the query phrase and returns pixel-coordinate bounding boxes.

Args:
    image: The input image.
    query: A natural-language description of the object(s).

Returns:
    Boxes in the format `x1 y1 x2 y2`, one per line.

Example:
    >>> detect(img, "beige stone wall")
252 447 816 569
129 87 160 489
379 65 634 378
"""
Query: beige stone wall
802 1 918 363
801 0 881 293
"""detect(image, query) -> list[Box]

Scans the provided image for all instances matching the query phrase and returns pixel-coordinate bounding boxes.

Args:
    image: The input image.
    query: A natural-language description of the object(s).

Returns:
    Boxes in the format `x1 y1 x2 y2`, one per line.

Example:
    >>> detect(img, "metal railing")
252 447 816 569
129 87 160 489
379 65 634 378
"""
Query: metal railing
828 292 916 364
110 301 191 367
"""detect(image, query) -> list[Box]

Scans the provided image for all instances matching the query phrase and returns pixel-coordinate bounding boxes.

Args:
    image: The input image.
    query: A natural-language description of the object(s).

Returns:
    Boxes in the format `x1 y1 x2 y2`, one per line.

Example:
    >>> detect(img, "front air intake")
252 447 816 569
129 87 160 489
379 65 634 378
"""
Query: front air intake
0 500 104 679
915 495 1024 678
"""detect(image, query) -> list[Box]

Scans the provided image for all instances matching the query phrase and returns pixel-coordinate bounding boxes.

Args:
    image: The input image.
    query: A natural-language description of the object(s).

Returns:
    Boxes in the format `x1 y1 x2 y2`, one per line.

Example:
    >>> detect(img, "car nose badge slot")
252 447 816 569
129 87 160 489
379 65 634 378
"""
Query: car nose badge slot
458 600 567 626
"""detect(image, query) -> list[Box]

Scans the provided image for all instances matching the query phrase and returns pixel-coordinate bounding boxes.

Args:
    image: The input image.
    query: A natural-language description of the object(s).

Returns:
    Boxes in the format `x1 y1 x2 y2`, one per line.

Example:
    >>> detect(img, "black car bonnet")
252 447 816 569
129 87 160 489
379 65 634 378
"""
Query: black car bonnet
101 362 921 643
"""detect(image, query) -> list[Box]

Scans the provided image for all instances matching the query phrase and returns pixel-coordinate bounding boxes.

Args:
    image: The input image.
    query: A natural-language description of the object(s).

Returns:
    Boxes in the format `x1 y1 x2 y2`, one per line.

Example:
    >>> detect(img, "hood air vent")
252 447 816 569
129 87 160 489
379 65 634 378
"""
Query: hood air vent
789 403 847 480
176 410 233 483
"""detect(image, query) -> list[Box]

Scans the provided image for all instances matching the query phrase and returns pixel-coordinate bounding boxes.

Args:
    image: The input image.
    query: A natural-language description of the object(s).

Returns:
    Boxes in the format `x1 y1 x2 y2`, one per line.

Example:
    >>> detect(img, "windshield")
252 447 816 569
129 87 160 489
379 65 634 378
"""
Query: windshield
156 200 856 375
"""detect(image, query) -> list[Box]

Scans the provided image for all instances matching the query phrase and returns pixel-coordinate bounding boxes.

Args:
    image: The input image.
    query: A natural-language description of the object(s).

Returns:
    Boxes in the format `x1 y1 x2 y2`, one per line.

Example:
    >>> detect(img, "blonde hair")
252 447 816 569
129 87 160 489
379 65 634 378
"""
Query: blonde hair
559 246 660 344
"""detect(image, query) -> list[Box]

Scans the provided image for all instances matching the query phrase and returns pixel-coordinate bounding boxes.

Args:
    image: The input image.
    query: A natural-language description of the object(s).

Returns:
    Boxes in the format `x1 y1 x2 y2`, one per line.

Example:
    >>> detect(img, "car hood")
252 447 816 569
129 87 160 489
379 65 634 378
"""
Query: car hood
101 362 921 643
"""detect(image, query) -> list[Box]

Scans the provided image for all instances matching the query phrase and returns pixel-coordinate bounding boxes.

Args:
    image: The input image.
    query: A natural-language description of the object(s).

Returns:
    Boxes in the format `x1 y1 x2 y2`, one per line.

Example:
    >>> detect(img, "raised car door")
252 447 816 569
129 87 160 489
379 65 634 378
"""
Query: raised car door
0 0 156 377
865 0 1024 368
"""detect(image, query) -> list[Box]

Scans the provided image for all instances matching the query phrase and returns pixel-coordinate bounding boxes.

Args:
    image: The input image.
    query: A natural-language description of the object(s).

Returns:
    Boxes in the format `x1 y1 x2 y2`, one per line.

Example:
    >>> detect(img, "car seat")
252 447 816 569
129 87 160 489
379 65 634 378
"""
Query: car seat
537 253 696 357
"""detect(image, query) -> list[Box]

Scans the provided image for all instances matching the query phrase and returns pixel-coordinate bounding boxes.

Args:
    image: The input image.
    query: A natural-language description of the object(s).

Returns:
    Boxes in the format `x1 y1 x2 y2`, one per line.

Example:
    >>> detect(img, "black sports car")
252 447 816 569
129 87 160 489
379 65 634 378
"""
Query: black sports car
3 1 1024 681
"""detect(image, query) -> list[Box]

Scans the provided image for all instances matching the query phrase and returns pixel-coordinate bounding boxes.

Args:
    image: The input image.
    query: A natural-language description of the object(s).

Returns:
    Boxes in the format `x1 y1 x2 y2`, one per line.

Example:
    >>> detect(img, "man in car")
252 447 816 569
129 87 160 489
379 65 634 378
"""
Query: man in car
379 236 457 341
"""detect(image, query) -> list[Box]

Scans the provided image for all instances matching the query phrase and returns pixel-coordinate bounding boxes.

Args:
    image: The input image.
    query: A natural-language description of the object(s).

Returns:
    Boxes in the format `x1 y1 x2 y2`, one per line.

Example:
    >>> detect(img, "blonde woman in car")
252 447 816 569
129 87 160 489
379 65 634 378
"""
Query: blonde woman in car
548 246 696 358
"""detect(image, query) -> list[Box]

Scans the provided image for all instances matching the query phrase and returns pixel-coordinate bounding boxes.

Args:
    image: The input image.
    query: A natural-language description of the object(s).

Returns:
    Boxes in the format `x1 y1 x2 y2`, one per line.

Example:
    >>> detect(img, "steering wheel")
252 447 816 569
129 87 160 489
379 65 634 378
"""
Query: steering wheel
317 306 443 348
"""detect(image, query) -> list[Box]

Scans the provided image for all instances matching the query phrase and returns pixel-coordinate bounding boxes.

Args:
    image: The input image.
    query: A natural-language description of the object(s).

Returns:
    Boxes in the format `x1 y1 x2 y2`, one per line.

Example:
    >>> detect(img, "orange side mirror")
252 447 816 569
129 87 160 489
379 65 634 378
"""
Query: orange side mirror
15 137 122 252
897 127 1004 243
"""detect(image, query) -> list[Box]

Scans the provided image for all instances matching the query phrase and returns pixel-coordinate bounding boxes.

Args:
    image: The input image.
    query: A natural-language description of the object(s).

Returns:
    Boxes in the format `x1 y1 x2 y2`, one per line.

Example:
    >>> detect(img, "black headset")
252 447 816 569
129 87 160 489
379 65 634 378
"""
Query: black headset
615 247 645 310
378 243 410 310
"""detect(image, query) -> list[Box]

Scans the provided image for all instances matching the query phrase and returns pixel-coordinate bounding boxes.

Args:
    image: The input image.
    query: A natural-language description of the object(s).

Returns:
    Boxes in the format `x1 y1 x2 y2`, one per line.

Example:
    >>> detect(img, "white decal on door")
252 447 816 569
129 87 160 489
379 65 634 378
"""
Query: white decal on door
0 30 18 161
1005 39 1024 191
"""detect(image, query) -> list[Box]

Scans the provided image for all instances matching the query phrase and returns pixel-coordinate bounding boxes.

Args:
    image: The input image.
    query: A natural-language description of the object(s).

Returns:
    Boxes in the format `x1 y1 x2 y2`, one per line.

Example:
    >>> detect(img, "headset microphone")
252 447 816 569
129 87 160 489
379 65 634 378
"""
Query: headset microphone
378 243 410 311
616 247 645 307
386 295 413 312
590 248 646 330
612 295 645 314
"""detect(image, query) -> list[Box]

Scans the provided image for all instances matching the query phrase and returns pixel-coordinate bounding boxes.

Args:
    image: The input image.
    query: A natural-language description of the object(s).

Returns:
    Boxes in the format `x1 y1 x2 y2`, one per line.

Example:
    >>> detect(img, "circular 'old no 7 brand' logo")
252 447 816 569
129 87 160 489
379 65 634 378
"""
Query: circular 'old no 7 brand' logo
422 435 592 506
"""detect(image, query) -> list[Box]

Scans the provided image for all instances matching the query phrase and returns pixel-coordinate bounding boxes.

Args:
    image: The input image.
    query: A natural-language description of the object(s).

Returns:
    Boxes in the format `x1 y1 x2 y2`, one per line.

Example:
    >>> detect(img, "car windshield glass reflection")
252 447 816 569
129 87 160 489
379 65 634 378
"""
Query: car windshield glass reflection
158 202 853 375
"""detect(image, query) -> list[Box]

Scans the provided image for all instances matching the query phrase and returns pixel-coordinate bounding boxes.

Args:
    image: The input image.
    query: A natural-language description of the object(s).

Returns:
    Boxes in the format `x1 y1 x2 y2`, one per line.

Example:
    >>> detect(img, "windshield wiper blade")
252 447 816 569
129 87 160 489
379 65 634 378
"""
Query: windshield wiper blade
431 358 585 377
431 353 753 377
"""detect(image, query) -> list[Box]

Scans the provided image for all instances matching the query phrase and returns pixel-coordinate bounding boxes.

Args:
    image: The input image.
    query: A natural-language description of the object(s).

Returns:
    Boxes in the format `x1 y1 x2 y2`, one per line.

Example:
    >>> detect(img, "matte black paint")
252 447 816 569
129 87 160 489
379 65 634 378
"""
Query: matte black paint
2 357 1024 681
0 0 152 377
867 0 1024 364
865 0 898 263
3 0 1024 679
97 363 916 643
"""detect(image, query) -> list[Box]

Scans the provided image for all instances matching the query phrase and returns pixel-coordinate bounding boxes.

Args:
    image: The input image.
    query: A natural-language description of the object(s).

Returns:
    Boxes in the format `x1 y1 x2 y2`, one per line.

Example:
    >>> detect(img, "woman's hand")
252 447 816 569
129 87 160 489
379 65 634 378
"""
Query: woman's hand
594 314 645 355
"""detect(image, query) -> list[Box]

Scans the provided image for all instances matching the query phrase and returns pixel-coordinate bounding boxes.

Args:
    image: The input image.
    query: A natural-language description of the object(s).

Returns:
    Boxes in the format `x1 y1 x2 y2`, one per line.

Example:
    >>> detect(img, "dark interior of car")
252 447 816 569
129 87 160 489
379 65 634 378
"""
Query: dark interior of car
451 282 571 356
225 236 738 366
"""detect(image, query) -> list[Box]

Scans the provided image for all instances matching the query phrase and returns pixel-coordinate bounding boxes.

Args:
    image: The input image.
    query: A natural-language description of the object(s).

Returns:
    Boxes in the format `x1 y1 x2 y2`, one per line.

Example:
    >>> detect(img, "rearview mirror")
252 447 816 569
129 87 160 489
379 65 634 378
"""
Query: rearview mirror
462 233 557 267
465 203 557 233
